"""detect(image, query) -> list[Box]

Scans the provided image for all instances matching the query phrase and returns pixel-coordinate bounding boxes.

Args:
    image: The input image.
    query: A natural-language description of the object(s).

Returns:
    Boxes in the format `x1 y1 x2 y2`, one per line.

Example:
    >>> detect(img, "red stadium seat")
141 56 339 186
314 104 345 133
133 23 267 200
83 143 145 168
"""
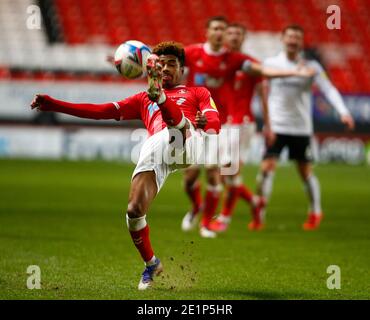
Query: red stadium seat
5 0 368 92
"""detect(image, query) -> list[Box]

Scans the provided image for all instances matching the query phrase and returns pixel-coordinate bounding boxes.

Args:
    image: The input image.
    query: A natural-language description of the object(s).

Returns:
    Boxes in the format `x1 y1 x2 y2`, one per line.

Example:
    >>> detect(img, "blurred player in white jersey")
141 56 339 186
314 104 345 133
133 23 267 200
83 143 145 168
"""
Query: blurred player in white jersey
255 25 355 230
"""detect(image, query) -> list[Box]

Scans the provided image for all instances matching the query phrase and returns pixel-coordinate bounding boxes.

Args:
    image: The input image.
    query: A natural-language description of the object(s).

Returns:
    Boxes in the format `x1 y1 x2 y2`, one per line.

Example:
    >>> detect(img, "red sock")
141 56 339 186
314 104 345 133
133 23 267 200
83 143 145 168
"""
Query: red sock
186 182 202 215
221 185 239 217
129 225 154 262
158 96 185 128
201 186 221 228
238 184 254 203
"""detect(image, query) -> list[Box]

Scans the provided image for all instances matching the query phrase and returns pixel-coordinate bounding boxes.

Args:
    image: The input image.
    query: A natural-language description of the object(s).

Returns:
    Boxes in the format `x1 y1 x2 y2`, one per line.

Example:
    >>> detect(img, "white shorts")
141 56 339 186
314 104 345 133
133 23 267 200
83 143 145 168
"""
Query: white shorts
219 122 256 166
132 121 206 192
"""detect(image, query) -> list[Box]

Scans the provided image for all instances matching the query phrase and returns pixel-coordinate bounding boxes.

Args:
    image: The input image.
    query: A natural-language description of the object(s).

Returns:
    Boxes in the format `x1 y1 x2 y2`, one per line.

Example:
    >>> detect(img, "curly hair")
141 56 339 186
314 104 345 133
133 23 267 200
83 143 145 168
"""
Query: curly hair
152 41 185 67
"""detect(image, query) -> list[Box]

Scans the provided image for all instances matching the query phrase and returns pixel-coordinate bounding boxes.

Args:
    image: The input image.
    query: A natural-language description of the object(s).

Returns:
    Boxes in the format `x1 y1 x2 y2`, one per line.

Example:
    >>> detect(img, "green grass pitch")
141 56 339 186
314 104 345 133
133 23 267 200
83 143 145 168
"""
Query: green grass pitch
0 159 369 300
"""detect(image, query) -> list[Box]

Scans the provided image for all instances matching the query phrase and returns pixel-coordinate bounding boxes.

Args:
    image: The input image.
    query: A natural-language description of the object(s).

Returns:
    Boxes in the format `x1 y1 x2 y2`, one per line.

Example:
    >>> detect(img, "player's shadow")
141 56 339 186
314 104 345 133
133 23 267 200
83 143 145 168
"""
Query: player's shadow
0 232 75 242
156 287 311 300
220 289 311 300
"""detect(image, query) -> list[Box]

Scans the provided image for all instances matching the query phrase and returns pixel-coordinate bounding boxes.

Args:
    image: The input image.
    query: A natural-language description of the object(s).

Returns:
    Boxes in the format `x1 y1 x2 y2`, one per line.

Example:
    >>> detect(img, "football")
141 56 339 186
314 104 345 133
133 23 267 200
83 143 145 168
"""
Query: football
114 40 151 79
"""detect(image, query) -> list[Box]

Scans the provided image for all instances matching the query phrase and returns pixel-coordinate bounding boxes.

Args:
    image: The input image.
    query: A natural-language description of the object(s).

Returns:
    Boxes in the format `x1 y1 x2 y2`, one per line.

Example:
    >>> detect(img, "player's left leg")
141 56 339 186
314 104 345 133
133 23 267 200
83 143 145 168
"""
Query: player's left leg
181 166 203 232
199 166 222 238
296 161 323 230
126 171 163 290
290 135 323 230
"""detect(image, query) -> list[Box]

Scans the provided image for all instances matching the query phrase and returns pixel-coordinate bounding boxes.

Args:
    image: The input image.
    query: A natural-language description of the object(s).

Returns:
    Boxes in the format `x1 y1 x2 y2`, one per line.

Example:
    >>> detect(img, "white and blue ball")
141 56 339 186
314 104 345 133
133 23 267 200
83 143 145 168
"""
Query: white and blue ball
114 40 151 79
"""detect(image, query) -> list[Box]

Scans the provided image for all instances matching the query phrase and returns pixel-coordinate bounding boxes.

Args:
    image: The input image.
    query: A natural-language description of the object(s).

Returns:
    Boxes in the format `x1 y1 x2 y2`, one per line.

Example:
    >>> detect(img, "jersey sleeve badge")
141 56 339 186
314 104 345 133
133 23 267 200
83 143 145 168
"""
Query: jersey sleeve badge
210 97 218 110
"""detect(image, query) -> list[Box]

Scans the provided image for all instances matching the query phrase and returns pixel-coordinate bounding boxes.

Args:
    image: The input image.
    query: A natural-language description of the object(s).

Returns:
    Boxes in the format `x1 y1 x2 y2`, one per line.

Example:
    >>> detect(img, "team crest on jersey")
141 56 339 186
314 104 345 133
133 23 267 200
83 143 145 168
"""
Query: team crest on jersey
220 62 227 70
178 89 187 94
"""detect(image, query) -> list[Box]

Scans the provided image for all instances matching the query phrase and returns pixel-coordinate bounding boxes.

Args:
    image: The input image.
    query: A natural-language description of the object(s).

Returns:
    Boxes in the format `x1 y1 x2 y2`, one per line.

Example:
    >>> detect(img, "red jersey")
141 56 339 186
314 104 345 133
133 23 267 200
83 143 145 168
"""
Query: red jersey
185 43 248 124
115 85 219 136
229 54 262 124
40 86 219 136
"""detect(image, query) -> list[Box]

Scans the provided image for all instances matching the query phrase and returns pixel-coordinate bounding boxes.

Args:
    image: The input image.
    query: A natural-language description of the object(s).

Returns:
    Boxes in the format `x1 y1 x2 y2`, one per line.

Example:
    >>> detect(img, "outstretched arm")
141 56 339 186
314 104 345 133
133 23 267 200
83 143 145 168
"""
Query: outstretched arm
241 60 316 79
313 63 355 130
31 94 121 120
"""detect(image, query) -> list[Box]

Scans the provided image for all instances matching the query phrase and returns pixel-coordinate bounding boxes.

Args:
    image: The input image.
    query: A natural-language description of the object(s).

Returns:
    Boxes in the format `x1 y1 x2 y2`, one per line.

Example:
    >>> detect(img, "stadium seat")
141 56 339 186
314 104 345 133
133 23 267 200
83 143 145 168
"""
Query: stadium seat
0 0 369 92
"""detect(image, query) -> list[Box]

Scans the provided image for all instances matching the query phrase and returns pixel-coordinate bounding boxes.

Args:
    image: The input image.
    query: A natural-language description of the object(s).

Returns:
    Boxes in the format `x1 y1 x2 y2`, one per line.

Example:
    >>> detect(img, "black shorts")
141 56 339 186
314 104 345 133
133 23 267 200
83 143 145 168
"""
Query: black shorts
264 134 313 162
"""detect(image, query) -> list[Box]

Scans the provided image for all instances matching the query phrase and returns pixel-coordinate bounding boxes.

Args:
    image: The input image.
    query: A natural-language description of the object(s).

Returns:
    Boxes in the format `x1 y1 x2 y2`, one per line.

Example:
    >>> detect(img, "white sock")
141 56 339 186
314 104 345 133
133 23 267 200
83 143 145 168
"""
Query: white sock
206 184 223 195
304 175 322 214
126 214 147 231
145 255 157 266
218 214 231 224
257 171 275 200
256 171 274 221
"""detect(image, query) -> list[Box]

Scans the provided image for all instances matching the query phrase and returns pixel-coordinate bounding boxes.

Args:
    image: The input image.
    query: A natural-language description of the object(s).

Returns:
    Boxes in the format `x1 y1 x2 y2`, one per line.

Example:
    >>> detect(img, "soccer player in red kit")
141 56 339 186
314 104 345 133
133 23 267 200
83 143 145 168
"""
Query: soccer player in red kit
182 16 315 238
209 23 274 232
181 16 232 238
30 42 220 290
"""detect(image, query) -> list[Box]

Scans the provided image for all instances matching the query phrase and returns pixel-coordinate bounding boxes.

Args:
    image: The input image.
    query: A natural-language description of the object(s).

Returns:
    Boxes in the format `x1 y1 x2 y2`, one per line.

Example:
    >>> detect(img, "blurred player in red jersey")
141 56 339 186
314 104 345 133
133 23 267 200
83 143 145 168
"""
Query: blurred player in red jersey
30 42 220 290
181 17 315 238
209 23 274 233
181 16 231 239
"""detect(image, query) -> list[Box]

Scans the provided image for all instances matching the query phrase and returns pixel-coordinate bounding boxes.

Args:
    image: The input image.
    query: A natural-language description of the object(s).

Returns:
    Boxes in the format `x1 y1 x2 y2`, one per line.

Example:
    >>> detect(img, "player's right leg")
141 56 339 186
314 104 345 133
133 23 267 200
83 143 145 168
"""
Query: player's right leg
126 171 163 290
253 157 277 230
182 166 202 232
